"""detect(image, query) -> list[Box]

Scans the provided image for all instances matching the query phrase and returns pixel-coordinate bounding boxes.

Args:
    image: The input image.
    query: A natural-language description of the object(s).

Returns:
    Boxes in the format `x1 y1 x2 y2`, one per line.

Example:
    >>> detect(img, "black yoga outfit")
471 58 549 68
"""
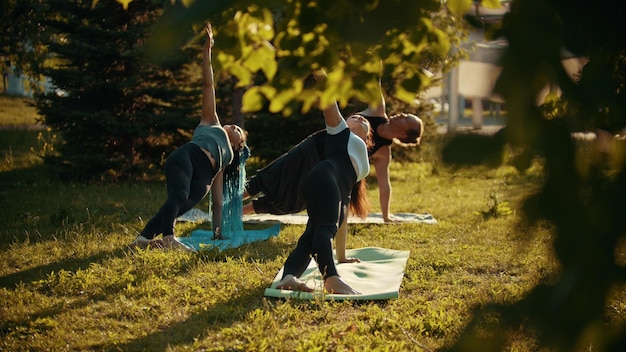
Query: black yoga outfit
140 143 216 238
247 115 389 216
246 130 326 214
365 115 393 155
281 124 368 281
140 124 232 239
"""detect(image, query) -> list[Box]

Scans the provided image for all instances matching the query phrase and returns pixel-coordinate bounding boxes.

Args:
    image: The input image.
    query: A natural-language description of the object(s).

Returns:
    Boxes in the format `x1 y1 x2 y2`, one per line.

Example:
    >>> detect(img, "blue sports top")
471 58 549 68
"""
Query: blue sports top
190 124 233 171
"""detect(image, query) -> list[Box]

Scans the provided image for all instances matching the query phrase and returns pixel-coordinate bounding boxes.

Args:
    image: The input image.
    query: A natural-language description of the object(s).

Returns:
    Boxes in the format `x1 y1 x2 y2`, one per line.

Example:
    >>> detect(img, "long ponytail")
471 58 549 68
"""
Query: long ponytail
349 179 370 219
221 145 250 234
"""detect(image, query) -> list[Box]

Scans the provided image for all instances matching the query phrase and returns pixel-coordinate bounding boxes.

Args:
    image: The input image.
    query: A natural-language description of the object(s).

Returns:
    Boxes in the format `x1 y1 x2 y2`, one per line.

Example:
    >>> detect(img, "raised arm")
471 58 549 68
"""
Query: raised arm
322 99 345 128
358 75 386 117
200 23 219 126
335 208 361 263
371 145 393 221
210 169 224 239
312 70 344 128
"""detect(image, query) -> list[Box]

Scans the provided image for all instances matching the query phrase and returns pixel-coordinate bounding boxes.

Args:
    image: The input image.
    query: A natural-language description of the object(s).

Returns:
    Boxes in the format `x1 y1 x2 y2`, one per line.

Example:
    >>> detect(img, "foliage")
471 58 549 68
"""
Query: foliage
244 109 322 165
143 0 467 114
0 0 40 76
5 0 467 179
20 0 200 180
439 0 626 351
6 0 626 349
146 0 468 164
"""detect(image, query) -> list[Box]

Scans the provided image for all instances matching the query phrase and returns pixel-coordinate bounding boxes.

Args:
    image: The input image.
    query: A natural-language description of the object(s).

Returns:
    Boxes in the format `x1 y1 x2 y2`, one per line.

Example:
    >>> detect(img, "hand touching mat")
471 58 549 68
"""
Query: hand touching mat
264 247 410 301
244 213 437 224
178 223 280 251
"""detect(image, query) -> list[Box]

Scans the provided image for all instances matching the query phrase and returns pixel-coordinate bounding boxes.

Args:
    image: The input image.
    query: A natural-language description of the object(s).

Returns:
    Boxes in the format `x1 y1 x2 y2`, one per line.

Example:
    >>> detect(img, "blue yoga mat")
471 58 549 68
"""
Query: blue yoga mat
178 223 281 251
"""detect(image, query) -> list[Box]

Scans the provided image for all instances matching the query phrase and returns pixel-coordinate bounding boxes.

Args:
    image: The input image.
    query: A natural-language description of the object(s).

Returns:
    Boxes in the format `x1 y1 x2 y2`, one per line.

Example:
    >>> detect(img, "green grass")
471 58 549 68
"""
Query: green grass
0 95 41 127
0 95 622 351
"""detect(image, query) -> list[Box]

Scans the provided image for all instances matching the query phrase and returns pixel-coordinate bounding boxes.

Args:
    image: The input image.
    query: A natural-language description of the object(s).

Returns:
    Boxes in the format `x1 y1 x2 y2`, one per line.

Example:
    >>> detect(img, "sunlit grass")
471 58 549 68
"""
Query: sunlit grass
0 153 558 351
1 95 622 351
0 95 41 126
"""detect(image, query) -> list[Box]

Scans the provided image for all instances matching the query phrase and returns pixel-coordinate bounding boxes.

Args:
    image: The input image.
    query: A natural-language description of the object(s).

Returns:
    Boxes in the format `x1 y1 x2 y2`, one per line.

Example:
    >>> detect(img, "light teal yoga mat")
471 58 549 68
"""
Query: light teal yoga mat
177 208 437 225
264 247 410 301
178 223 281 251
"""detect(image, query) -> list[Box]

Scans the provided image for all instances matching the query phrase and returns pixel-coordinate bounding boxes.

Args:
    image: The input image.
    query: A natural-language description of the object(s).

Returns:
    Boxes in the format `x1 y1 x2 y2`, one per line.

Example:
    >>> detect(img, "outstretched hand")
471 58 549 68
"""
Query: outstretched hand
206 23 214 49
324 276 360 295
339 256 361 264
312 69 327 82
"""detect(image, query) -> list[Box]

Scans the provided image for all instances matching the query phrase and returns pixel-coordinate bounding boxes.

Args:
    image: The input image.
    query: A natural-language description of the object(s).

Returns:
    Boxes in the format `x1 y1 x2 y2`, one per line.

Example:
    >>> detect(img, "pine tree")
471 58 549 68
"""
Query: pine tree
33 0 201 180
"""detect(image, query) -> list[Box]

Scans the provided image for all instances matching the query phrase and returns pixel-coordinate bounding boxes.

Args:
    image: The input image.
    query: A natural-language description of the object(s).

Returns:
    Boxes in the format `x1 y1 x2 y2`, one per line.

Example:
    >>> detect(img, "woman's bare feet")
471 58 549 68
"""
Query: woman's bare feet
324 276 360 295
275 274 314 292
129 235 164 249
149 239 165 249
162 235 196 252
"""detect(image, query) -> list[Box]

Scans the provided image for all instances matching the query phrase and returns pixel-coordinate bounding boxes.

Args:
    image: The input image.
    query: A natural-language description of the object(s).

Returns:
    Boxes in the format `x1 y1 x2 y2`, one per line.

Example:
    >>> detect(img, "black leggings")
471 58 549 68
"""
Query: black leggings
141 143 215 239
281 129 355 280
247 130 325 214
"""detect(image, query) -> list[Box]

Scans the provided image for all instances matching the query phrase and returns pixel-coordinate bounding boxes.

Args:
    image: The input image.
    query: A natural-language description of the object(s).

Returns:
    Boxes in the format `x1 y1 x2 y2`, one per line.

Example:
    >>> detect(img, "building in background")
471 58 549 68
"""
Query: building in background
1 56 56 97
433 1 586 132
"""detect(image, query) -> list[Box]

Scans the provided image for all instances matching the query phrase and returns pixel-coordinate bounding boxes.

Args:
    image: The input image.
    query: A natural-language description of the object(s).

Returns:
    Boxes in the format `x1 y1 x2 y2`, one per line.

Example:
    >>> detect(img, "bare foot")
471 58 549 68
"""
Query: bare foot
129 235 163 250
324 276 360 295
162 235 196 252
149 239 164 249
384 214 401 223
275 274 314 292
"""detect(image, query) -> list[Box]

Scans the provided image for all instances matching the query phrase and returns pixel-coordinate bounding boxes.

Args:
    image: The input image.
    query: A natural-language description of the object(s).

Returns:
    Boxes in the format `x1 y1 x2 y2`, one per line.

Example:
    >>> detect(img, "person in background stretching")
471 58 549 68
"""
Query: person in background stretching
357 79 423 222
275 70 372 294
244 77 423 222
130 23 247 251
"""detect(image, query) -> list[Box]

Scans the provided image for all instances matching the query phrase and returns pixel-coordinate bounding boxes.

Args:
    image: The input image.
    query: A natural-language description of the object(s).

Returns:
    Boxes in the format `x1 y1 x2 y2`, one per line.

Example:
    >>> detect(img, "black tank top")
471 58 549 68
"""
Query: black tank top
363 115 392 155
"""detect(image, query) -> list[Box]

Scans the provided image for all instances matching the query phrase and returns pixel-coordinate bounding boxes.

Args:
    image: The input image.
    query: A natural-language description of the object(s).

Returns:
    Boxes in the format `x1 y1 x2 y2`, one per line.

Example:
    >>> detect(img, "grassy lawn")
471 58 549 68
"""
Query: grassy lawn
0 95 42 127
0 95 621 351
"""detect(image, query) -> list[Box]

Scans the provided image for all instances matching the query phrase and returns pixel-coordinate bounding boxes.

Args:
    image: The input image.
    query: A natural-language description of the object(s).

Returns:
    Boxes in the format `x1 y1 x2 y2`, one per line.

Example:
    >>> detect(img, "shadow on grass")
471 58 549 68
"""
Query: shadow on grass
99 287 266 351
0 163 51 189
2 229 388 350
1 245 278 344
91 226 308 350
0 161 60 248
100 282 390 351
0 291 99 337
183 221 295 262
0 248 129 290
0 248 141 339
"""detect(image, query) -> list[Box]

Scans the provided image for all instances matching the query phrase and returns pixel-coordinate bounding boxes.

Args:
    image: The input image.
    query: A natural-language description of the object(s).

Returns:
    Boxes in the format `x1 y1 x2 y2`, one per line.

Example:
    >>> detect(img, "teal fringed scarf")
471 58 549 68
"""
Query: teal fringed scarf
220 145 250 236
